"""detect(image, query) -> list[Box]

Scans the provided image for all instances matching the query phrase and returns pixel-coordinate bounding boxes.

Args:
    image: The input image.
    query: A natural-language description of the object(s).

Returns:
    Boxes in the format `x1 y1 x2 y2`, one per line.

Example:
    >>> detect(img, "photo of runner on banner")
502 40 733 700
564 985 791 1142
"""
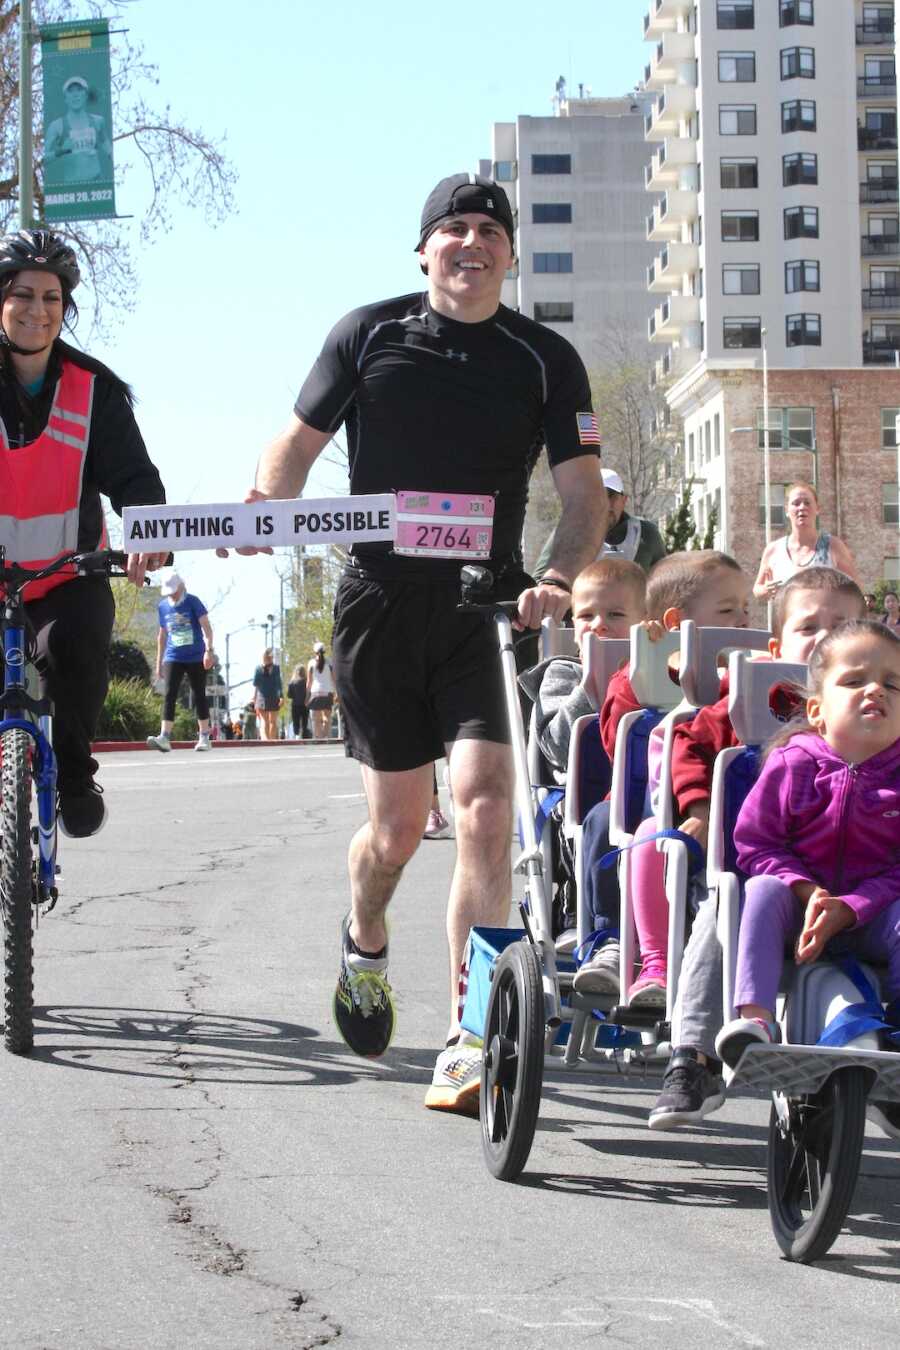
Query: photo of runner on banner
122 495 396 552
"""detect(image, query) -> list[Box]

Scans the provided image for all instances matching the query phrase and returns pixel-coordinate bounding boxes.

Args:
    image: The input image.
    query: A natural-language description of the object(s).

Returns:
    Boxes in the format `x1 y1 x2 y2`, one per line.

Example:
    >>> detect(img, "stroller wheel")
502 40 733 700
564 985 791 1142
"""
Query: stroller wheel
480 940 544 1181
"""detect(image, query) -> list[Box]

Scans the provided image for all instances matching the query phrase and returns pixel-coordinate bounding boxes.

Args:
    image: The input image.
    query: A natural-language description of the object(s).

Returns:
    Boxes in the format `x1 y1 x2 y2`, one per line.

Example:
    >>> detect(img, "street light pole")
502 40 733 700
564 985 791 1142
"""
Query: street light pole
761 328 772 627
224 620 258 719
19 0 34 229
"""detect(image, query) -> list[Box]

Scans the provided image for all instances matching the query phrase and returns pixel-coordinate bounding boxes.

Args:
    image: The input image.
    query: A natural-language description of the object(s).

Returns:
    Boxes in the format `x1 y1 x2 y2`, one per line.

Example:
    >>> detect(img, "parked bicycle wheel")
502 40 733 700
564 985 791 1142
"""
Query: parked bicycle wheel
767 1066 868 1263
480 940 545 1181
1 728 35 1055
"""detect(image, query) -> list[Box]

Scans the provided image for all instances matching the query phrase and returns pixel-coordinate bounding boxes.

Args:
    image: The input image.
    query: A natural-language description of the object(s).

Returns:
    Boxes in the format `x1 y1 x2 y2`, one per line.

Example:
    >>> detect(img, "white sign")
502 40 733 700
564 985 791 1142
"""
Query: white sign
122 495 396 553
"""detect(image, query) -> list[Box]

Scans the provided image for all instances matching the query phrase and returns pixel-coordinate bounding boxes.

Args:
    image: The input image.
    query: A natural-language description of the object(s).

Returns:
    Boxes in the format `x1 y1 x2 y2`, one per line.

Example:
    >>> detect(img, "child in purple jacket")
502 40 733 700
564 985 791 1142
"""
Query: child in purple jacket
716 620 900 1133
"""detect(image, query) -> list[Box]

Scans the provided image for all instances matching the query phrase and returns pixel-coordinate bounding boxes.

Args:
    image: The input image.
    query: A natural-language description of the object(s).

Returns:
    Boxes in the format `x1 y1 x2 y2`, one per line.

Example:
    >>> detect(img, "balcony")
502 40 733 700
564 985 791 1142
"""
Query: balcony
858 74 897 98
862 234 900 257
646 188 699 240
644 84 697 141
649 294 701 343
863 334 900 364
857 20 895 46
645 136 697 190
644 0 693 41
863 288 900 311
648 240 700 291
652 346 699 385
858 125 898 151
860 179 899 203
645 30 696 88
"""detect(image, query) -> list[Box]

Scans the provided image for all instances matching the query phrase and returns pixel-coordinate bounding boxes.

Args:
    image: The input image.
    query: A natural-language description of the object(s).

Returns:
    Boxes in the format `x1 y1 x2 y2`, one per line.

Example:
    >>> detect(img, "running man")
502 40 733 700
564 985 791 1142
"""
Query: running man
236 174 608 1111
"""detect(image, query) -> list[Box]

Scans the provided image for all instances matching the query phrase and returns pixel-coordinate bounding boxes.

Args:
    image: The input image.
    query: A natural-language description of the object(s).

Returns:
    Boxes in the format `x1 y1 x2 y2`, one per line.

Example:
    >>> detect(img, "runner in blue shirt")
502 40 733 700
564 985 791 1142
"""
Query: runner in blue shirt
147 571 215 752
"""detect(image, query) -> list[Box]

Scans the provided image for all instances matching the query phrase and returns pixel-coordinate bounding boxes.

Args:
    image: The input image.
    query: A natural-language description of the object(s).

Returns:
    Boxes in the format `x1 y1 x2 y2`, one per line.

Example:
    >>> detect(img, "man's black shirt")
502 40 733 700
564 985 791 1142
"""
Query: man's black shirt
295 293 596 576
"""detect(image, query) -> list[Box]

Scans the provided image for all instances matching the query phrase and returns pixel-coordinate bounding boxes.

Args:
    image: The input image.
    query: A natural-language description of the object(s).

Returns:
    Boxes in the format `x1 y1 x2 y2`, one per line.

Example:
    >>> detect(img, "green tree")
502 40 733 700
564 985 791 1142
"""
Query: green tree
664 478 699 553
1 0 236 329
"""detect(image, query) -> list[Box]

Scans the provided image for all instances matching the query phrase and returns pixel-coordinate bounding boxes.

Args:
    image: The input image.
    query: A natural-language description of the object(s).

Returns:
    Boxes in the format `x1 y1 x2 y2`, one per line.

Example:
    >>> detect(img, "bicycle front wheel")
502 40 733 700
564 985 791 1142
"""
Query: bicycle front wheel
1 728 35 1055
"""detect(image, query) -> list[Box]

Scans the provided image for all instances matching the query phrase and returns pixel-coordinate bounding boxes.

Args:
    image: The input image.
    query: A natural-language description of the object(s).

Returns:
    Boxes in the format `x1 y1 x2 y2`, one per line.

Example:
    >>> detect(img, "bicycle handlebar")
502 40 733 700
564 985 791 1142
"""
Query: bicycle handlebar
0 547 133 591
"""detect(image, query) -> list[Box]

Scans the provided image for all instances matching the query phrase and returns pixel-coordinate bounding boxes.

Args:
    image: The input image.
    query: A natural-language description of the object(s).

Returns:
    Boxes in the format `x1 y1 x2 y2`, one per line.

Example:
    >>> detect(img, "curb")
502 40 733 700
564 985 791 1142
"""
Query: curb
92 739 343 753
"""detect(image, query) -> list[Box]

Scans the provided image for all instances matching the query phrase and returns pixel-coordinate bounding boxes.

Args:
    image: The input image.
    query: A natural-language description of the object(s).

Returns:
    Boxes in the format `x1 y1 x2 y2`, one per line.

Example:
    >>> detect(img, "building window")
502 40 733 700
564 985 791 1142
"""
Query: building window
786 312 822 346
782 100 816 132
785 259 820 292
759 483 787 528
783 152 817 185
493 161 516 182
886 557 900 582
722 209 760 241
867 159 899 183
724 316 762 347
721 157 758 188
757 407 815 450
532 202 572 224
723 263 760 293
532 154 571 175
862 5 894 38
719 104 757 135
784 205 819 238
687 432 695 473
714 414 722 456
882 408 900 448
781 47 815 79
717 0 754 28
884 484 900 525
534 301 573 323
533 252 573 273
719 52 756 82
780 0 814 24
870 267 900 292
863 57 897 90
705 422 713 463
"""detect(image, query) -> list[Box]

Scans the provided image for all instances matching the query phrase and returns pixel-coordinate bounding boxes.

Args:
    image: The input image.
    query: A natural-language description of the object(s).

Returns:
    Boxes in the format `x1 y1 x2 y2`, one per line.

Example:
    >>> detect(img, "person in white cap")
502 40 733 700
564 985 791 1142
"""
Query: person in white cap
44 75 112 186
536 465 667 576
147 572 215 752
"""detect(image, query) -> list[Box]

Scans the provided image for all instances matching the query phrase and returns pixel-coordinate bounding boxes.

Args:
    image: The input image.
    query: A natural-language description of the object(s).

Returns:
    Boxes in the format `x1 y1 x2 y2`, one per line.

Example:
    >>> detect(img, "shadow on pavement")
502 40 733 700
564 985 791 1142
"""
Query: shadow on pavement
517 1168 768 1210
26 1005 438 1088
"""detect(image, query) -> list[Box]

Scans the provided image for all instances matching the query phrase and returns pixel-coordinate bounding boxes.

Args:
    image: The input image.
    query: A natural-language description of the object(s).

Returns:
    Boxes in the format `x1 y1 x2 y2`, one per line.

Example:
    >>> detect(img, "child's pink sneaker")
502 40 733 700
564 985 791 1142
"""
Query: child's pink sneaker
627 965 667 1008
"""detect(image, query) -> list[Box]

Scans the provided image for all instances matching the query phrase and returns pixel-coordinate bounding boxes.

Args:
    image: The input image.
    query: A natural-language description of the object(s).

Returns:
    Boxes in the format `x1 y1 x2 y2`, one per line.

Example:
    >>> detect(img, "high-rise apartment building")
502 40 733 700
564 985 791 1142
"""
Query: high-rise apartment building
485 93 657 370
643 0 900 590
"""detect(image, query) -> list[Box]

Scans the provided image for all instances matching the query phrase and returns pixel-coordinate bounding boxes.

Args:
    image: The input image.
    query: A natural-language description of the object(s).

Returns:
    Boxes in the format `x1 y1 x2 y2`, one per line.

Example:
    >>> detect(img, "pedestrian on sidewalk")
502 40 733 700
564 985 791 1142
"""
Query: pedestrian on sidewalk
253 648 283 740
147 572 215 753
306 641 336 739
288 661 310 738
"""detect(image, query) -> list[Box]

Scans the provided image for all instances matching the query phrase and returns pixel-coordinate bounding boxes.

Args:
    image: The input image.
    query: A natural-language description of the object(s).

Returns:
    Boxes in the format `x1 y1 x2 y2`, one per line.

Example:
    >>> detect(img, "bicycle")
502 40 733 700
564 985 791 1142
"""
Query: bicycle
0 546 132 1055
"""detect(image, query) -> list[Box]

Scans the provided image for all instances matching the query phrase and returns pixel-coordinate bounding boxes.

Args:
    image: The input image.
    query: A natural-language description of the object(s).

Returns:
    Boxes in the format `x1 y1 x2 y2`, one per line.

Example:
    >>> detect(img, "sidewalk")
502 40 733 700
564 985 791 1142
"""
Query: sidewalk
92 737 342 752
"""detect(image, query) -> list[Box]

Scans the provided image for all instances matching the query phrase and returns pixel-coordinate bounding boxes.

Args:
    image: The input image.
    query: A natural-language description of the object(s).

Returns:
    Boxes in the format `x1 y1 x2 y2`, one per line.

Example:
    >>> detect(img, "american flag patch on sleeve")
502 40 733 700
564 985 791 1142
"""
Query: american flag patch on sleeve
576 412 602 445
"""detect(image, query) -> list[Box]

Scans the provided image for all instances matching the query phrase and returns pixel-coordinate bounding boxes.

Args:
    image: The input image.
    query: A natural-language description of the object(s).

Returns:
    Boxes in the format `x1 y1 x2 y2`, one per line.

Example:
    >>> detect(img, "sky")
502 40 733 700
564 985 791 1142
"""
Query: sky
79 0 648 703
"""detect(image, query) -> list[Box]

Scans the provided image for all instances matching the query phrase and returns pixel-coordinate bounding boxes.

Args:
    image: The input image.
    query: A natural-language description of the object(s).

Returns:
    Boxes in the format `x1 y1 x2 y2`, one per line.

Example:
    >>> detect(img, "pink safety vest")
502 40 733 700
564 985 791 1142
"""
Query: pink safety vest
0 360 95 601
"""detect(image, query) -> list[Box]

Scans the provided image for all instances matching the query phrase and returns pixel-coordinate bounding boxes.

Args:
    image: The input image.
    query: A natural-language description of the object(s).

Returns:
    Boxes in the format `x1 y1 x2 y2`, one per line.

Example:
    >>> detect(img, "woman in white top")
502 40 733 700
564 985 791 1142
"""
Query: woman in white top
753 481 860 602
306 641 336 740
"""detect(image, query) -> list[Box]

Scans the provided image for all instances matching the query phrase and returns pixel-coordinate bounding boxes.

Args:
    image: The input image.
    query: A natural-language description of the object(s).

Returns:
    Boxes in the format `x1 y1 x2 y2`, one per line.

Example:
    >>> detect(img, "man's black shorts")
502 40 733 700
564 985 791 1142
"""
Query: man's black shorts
332 568 533 772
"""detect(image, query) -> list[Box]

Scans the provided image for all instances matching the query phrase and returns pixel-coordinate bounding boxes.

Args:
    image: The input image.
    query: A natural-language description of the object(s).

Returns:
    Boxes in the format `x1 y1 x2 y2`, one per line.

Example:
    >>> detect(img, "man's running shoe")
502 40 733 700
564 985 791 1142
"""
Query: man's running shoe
424 1041 482 1116
649 1048 726 1130
423 809 451 839
58 781 107 839
333 913 395 1058
147 733 172 753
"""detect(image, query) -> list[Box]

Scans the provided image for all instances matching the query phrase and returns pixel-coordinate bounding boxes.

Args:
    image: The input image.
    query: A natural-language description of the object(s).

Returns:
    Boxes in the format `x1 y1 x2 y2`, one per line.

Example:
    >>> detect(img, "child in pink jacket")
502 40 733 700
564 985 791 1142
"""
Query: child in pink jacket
716 620 900 1137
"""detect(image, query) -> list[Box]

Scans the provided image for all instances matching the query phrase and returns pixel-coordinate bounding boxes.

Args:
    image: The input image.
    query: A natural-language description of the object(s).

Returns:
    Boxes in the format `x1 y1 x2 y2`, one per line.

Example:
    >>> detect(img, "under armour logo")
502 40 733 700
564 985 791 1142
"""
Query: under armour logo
445 349 468 362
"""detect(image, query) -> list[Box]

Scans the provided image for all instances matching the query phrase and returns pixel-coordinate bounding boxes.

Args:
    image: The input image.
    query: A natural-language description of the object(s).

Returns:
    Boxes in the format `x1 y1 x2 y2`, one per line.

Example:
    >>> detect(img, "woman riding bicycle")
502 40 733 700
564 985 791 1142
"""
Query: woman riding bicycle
0 229 167 837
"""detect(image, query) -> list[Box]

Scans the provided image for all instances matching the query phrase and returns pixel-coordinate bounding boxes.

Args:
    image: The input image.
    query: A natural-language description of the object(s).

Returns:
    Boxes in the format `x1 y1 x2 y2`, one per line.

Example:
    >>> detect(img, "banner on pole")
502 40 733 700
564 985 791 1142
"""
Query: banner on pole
122 496 397 553
40 19 116 222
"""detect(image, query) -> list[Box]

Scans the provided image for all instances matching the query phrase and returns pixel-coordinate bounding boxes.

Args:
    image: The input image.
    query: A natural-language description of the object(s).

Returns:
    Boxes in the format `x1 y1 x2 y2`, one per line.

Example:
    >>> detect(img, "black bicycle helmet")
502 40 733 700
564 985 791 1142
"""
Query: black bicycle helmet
0 229 80 290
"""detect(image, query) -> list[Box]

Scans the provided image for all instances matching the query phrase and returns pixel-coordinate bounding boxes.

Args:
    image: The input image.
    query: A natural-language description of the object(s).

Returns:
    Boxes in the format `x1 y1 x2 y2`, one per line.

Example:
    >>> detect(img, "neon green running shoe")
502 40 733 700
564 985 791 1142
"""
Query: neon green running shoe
333 913 395 1058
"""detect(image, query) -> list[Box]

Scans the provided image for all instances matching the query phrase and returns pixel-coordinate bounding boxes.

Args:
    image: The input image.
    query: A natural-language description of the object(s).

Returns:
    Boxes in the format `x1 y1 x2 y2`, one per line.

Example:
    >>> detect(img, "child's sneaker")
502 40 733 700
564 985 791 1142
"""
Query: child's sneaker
715 1016 780 1069
627 964 667 1008
147 732 171 753
573 939 621 996
424 1039 482 1115
648 1048 726 1130
332 914 395 1058
867 1100 900 1141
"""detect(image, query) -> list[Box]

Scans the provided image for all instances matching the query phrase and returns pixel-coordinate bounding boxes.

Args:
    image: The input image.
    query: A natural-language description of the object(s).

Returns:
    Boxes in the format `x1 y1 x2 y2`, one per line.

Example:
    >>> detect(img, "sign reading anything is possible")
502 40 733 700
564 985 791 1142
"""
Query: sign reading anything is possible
122 496 396 553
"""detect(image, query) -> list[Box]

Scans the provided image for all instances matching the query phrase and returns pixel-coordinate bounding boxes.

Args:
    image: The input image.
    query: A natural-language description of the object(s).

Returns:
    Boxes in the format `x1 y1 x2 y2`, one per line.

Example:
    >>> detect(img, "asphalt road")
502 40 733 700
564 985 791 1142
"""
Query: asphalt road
1 746 898 1350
